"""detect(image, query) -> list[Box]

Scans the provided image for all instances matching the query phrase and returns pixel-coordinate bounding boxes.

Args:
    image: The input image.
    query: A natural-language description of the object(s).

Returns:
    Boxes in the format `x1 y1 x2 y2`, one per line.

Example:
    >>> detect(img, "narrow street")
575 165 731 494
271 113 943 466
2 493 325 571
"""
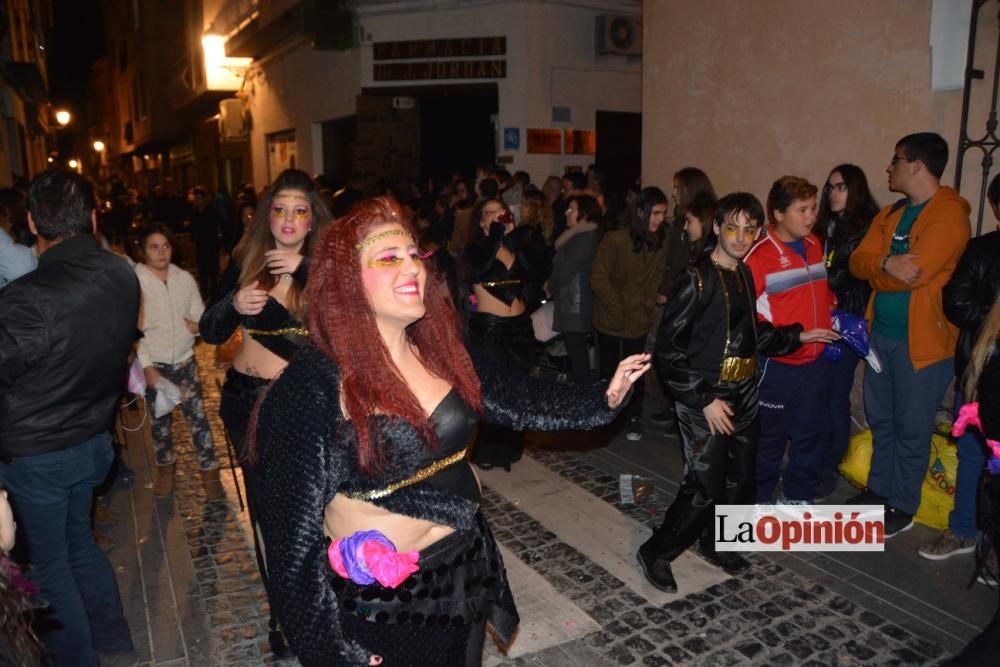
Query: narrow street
101 343 995 666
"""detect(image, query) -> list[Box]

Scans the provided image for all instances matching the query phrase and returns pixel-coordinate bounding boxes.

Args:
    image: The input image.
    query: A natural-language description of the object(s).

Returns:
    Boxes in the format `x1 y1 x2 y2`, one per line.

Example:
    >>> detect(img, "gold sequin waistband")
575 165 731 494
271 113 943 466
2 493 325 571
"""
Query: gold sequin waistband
718 356 756 383
347 447 469 501
243 326 310 337
480 279 521 288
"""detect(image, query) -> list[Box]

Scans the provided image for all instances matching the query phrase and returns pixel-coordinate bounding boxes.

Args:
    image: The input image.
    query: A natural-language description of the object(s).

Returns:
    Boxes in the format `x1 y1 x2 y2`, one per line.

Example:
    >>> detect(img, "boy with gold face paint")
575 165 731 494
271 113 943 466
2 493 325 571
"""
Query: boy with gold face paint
638 193 837 594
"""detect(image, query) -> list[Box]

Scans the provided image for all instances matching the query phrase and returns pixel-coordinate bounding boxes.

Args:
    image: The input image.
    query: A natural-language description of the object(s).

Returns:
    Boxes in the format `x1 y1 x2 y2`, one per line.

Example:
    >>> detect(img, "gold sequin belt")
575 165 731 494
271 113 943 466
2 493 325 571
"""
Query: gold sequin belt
243 326 310 337
480 279 521 288
347 447 469 501
718 356 756 383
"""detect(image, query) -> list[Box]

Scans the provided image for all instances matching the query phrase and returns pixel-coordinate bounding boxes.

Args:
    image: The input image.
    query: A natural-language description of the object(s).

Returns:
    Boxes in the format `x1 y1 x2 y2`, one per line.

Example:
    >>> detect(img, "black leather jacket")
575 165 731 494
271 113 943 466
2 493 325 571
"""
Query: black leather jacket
823 219 872 317
978 346 1000 440
655 255 802 410
943 230 1000 383
0 234 139 457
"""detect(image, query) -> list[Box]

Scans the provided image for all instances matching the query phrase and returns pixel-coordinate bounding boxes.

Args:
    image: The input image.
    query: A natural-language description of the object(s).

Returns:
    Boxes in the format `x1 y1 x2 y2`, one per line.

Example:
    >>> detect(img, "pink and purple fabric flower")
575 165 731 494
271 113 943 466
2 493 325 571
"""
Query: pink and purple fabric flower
953 402 1000 475
328 530 420 589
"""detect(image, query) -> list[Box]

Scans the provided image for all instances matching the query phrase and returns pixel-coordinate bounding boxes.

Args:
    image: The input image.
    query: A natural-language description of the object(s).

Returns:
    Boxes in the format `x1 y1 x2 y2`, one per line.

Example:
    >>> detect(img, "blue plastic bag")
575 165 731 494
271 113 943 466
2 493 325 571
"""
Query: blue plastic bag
831 310 870 357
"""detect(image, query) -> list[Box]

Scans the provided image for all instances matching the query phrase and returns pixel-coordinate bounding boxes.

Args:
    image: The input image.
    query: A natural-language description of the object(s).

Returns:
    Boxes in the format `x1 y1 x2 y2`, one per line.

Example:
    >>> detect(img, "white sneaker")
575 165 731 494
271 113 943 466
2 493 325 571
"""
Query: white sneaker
918 529 977 561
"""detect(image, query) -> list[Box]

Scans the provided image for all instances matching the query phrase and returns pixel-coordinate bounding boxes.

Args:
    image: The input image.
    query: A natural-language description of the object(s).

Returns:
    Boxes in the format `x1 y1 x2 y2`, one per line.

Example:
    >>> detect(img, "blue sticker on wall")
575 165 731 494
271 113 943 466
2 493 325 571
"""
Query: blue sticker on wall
503 127 520 151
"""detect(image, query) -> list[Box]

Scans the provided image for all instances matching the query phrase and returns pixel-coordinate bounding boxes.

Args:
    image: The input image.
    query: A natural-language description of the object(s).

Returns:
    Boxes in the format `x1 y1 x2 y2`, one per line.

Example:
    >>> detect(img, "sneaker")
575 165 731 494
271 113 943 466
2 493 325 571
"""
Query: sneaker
637 547 677 593
625 416 643 441
775 494 810 506
977 550 998 585
884 507 914 538
846 487 887 506
918 529 977 560
648 409 675 425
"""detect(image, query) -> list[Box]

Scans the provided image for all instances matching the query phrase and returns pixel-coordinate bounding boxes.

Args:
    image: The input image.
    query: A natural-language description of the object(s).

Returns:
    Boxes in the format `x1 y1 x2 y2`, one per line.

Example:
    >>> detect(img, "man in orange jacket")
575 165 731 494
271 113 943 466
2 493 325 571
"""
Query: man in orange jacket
848 132 971 536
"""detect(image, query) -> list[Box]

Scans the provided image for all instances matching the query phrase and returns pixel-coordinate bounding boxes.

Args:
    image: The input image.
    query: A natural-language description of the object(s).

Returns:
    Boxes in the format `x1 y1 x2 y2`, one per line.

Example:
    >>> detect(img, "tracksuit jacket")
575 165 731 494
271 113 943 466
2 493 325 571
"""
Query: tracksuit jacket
744 228 835 365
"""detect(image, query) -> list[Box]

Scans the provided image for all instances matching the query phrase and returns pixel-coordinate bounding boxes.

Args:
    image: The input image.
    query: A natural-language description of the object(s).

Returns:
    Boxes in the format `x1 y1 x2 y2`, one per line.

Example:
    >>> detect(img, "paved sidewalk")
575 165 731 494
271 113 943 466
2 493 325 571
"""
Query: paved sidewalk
94 343 995 665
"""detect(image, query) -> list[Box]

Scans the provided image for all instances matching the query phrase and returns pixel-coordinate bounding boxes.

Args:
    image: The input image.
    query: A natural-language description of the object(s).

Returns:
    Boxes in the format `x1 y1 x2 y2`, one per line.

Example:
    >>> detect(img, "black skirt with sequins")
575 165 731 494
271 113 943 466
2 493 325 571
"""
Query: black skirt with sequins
330 512 519 665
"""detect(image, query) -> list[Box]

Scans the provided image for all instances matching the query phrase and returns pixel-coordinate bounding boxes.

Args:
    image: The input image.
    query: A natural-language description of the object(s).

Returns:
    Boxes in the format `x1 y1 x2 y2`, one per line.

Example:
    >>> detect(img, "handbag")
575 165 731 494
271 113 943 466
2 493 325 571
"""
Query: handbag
150 376 183 418
127 357 146 396
530 300 560 342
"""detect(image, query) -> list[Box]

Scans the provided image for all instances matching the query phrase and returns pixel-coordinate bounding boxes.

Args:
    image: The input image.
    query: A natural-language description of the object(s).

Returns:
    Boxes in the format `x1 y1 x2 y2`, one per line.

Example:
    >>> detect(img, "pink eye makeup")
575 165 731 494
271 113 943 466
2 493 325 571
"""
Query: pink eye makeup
366 249 432 269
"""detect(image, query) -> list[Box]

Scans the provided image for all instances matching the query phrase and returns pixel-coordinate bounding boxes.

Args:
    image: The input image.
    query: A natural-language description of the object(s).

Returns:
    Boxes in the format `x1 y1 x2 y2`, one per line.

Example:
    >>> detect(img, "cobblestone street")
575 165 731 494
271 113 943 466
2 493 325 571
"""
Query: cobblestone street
100 343 997 665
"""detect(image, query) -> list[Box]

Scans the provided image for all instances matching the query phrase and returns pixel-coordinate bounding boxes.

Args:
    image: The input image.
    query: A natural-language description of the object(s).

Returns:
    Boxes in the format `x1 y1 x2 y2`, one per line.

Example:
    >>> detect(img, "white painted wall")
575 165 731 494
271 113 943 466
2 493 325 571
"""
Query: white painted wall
241 1 641 188
357 0 642 183
244 40 361 188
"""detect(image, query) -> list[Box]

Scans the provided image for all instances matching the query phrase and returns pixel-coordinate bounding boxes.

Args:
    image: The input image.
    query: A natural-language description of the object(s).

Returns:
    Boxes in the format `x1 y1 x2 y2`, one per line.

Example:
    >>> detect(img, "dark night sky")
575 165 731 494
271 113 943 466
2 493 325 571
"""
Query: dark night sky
48 0 104 110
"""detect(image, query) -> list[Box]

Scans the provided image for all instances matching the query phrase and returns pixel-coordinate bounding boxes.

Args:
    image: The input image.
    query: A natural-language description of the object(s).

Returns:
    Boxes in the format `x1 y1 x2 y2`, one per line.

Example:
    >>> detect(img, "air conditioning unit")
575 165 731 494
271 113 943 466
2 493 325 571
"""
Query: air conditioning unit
219 98 247 140
596 14 642 57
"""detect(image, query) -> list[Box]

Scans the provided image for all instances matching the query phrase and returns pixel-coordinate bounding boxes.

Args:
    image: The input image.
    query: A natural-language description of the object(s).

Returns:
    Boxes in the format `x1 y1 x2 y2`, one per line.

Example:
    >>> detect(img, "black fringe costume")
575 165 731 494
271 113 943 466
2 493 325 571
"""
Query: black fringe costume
946 347 1000 665
251 344 622 666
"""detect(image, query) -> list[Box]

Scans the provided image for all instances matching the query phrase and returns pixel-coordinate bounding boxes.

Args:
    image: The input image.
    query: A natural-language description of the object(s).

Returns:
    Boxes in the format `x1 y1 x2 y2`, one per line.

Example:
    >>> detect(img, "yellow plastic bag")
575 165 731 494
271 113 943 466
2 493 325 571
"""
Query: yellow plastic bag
837 427 957 530
914 426 958 530
839 430 873 490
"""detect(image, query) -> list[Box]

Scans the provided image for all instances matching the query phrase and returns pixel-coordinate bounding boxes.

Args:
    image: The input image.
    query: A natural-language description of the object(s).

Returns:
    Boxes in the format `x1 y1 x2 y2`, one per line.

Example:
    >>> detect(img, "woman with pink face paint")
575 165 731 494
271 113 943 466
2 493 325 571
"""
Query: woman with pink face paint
247 197 650 665
199 168 331 657
463 198 549 471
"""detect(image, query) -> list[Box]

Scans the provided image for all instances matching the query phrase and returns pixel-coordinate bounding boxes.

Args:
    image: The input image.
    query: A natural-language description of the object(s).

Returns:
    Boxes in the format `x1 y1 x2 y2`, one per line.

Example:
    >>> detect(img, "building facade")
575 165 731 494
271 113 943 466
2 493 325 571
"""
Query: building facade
0 0 53 187
641 0 998 219
97 0 253 195
226 0 641 190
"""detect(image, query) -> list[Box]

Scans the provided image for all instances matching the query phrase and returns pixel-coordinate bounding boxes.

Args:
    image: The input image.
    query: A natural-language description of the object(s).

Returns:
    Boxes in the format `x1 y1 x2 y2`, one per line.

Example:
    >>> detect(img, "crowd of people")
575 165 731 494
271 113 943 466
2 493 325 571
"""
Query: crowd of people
1 129 1000 665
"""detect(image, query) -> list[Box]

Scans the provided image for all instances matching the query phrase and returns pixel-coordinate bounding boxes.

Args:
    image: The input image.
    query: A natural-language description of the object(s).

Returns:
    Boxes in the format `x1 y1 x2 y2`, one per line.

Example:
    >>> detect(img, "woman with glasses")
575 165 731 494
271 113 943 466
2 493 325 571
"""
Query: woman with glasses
463 198 548 470
814 164 880 499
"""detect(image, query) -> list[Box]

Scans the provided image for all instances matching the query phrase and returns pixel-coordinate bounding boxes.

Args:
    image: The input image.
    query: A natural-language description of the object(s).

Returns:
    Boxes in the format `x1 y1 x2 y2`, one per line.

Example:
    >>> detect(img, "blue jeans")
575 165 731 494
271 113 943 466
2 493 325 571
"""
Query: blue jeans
756 357 831 502
951 391 986 539
822 350 861 476
864 334 953 515
1 433 133 666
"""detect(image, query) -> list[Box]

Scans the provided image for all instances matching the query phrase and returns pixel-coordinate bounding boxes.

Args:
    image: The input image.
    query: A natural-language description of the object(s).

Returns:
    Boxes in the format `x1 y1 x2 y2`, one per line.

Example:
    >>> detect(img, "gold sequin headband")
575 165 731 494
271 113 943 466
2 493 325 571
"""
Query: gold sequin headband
273 193 310 203
355 229 413 250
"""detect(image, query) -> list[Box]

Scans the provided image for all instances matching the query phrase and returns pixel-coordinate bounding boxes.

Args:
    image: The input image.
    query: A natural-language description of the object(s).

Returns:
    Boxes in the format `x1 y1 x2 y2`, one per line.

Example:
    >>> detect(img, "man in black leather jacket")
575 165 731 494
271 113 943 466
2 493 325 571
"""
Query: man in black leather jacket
0 170 139 666
639 193 834 593
920 174 1000 561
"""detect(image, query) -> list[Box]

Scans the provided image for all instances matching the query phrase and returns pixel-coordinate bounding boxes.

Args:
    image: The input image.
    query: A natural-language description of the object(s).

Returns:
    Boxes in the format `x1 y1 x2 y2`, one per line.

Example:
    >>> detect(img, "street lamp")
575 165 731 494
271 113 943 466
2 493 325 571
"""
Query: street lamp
93 140 105 152
55 109 71 127
68 158 79 169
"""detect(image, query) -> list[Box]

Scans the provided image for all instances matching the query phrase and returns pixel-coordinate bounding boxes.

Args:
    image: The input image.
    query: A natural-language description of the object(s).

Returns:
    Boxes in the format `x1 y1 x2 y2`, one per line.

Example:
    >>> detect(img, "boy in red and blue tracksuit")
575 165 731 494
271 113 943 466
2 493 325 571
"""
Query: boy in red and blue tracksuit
745 176 836 503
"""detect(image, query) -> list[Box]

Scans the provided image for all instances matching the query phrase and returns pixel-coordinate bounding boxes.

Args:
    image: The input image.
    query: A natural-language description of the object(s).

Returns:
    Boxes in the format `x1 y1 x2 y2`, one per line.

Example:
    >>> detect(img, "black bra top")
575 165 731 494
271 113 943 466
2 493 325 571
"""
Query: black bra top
244 297 308 362
423 388 480 503
476 258 524 306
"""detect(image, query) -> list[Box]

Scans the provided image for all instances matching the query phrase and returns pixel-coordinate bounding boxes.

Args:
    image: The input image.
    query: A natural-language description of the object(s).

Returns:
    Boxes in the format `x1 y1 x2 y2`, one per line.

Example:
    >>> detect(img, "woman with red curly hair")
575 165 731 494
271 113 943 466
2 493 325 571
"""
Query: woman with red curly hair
248 196 649 666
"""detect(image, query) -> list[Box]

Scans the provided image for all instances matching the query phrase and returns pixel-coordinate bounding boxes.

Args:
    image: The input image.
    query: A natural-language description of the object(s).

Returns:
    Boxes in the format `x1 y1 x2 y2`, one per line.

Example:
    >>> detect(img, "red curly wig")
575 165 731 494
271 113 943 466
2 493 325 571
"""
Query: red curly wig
307 196 483 474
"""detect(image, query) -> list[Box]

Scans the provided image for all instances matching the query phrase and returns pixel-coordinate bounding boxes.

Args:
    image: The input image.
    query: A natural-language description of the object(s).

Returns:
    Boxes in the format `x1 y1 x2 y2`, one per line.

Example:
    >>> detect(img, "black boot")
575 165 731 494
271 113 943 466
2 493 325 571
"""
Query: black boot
698 536 752 574
637 546 677 593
